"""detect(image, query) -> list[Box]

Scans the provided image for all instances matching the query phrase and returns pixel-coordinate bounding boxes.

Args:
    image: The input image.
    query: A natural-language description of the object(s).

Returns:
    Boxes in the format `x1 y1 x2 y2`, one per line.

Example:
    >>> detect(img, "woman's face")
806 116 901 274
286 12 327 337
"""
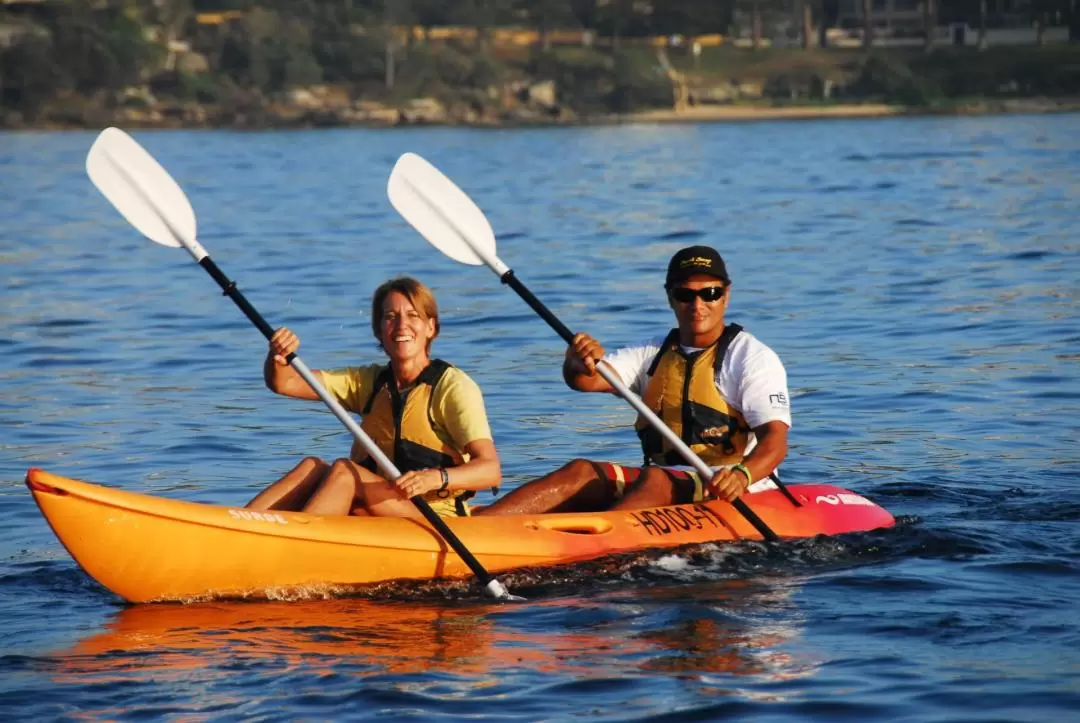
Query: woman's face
380 290 436 363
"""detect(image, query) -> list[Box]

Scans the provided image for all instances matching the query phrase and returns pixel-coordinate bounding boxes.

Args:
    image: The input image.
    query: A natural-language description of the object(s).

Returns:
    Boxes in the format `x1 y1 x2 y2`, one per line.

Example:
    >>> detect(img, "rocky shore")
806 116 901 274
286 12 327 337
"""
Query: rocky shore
5 40 1080 133
6 82 1078 133
622 96 1080 125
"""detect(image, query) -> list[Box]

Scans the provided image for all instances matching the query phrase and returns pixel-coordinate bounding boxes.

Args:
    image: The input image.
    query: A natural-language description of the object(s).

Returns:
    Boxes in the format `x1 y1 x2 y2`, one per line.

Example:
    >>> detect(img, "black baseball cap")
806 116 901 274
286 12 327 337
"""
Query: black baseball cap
665 245 730 288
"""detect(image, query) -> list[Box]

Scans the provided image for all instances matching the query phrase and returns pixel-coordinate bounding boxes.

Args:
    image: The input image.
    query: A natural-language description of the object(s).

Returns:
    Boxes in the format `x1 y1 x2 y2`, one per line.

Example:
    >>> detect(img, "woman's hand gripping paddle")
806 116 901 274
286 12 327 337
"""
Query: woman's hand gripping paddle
387 152 780 542
85 128 521 601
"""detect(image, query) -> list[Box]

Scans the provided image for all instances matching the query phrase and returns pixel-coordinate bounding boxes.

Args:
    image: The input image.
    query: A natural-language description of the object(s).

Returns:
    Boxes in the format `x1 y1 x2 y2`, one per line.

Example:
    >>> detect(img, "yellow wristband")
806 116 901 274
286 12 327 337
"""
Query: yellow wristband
732 464 753 487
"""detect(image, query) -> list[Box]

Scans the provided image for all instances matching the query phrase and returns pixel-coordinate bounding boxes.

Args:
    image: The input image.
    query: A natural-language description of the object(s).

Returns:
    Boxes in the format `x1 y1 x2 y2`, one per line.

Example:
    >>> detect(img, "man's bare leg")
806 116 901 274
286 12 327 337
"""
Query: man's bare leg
246 457 328 511
474 459 618 516
610 467 682 510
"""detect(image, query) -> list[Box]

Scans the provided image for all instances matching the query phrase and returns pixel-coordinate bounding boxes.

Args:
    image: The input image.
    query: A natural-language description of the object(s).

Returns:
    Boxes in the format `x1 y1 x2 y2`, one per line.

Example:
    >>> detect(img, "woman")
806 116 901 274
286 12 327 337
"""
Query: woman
246 277 500 518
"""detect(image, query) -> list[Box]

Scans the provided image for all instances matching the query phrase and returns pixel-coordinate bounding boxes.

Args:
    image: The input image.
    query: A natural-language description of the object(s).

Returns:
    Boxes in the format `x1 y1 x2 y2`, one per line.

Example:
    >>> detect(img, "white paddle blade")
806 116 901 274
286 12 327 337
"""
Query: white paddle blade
86 127 197 252
388 153 503 271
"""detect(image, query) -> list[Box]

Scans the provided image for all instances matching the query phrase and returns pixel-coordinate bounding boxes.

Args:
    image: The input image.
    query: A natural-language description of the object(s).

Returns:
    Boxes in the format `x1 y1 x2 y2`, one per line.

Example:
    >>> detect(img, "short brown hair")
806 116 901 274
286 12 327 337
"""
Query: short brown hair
370 277 440 353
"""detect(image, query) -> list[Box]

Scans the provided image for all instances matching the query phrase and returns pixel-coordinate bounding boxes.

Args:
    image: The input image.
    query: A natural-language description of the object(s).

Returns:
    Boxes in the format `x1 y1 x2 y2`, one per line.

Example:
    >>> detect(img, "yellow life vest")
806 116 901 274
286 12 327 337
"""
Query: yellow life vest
635 324 750 467
353 360 473 515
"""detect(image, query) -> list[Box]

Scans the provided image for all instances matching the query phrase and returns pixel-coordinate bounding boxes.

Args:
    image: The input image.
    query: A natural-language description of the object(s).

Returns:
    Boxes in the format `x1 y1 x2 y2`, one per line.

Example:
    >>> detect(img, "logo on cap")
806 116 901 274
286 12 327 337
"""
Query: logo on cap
680 256 715 270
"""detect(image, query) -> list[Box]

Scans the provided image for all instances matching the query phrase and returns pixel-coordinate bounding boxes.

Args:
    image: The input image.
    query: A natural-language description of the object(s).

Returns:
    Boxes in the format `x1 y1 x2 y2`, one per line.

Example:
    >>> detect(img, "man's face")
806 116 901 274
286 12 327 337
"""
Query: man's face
667 273 730 343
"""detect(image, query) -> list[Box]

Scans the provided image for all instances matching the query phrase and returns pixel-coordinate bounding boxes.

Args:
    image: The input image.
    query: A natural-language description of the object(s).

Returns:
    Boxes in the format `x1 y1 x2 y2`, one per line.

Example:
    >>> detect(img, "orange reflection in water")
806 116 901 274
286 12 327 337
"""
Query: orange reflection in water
57 598 646 683
55 582 818 690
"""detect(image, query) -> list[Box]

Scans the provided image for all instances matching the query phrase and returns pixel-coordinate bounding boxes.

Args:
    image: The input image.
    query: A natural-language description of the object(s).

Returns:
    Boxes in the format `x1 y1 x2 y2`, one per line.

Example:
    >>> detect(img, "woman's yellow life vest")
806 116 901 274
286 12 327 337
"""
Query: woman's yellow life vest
353 360 474 515
635 324 750 467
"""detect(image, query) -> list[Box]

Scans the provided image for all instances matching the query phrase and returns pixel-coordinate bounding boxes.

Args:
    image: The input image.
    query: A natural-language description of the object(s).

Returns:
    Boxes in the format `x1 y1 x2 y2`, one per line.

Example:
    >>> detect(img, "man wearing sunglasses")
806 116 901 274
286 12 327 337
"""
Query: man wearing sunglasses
476 245 791 515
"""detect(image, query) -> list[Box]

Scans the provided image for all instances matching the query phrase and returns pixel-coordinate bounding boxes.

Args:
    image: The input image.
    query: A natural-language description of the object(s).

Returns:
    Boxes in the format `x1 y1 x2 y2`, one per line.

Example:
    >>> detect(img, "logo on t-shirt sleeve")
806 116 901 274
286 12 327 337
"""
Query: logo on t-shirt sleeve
768 392 789 409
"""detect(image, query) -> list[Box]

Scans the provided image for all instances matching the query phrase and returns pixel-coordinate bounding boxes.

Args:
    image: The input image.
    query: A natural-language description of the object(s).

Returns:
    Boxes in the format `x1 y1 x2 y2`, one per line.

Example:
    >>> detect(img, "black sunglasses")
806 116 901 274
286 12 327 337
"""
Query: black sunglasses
670 286 727 304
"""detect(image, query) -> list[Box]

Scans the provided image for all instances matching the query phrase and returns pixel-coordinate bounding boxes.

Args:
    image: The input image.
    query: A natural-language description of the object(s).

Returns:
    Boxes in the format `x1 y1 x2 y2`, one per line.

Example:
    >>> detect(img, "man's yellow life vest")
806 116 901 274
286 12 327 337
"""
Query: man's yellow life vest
635 324 750 467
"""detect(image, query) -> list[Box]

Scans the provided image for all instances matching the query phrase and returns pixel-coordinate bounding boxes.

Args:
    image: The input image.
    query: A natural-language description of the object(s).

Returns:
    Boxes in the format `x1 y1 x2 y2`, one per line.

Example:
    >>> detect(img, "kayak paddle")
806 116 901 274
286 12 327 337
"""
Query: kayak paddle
388 152 780 542
85 128 521 601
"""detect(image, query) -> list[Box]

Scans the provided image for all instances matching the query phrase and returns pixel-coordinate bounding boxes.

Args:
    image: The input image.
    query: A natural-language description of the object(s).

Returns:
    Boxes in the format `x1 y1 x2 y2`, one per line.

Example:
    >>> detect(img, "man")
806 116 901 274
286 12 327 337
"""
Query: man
475 245 790 515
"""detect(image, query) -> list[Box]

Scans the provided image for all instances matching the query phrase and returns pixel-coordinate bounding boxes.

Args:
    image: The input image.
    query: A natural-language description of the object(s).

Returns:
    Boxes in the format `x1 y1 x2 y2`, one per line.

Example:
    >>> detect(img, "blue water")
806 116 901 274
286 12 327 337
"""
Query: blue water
1 115 1079 720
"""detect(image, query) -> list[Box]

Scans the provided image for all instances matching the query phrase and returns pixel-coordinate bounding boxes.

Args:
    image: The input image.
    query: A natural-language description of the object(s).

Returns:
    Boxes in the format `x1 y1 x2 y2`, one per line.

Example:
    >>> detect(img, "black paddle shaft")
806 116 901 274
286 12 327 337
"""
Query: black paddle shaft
196 256 504 592
199 257 276 339
499 270 780 542
500 270 576 344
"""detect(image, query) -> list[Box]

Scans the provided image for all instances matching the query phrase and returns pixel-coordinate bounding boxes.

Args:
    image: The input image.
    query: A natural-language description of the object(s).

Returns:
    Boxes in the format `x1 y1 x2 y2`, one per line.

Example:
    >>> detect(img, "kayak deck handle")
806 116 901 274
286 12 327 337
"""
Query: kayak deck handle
532 517 614 535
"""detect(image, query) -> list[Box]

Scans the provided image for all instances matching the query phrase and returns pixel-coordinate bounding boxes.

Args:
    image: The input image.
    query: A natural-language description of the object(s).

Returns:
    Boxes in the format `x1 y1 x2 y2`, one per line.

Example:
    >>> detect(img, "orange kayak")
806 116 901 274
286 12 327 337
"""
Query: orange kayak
27 467 895 603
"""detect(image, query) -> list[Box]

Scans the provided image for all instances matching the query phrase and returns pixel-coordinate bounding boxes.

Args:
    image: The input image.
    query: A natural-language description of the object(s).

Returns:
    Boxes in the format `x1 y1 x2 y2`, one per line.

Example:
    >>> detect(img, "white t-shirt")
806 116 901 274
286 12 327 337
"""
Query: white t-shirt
602 329 791 467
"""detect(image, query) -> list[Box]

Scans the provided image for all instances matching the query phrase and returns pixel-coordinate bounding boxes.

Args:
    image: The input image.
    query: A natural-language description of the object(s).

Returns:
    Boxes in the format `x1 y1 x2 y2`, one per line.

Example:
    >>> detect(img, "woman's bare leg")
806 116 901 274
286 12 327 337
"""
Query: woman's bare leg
359 478 428 519
246 457 328 511
302 458 385 516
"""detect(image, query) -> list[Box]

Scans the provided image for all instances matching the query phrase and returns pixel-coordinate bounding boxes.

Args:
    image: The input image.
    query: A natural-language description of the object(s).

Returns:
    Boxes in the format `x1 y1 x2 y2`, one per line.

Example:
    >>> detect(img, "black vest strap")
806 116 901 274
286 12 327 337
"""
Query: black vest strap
645 324 744 378
455 491 475 516
362 366 393 416
418 358 452 386
646 329 682 377
361 359 452 415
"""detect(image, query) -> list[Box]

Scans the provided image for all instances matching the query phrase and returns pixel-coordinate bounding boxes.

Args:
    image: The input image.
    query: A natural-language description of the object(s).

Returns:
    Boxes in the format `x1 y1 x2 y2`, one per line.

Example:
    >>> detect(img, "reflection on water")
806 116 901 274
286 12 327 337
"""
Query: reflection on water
62 600 521 682
57 581 813 690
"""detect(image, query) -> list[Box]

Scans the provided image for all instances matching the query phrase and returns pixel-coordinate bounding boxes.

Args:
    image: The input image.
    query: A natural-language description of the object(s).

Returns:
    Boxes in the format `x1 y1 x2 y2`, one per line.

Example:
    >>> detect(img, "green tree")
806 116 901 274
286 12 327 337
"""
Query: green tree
219 6 323 91
1029 0 1073 44
0 33 62 119
282 21 322 87
861 0 872 51
56 2 158 92
151 0 194 71
923 0 938 53
308 1 382 84
798 0 816 50
649 0 734 36
515 0 577 51
819 0 839 48
411 0 455 43
596 0 639 50
453 0 513 52
978 0 988 49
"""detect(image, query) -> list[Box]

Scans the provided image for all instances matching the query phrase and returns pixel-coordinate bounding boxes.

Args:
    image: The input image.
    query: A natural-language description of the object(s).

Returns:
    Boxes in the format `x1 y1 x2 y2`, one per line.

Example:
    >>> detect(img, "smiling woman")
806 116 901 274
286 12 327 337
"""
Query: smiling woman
245 277 501 519
78 127 513 597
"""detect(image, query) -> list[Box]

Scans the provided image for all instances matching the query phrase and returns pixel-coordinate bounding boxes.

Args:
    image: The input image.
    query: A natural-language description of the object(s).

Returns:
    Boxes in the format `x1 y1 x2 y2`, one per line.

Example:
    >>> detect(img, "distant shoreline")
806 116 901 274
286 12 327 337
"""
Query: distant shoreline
615 97 1080 125
619 103 906 124
4 97 1079 133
